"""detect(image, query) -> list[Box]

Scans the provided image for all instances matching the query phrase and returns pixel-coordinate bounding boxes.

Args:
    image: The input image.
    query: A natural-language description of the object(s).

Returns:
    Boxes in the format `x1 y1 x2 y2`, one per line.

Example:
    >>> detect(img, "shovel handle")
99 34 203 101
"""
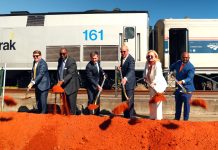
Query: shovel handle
93 75 106 105
171 74 187 93
144 80 158 94
118 69 130 101
24 88 30 99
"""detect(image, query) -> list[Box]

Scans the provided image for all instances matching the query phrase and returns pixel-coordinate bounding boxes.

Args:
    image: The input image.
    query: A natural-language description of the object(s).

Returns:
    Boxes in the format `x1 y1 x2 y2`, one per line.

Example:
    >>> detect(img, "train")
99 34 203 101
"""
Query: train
154 19 218 90
0 10 218 90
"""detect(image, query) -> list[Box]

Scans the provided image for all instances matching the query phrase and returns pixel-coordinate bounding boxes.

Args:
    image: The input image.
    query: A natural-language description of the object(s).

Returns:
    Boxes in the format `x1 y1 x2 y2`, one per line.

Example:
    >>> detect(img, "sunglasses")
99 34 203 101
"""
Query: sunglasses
60 53 66 55
146 55 154 59
33 55 40 58
120 51 127 53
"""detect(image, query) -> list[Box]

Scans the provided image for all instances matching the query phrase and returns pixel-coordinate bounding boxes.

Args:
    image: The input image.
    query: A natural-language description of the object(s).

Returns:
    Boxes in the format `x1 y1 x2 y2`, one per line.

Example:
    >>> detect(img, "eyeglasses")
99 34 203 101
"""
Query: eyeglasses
146 55 154 59
33 55 40 58
120 51 127 53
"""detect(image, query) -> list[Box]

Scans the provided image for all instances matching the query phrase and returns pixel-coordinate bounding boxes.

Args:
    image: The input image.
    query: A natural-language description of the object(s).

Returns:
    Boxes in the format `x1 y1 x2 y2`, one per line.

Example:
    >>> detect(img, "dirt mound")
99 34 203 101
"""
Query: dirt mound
0 112 218 149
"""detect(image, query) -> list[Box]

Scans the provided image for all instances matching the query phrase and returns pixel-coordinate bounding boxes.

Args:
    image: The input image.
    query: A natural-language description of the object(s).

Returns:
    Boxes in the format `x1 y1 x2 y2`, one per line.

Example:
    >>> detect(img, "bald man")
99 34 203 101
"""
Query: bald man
170 52 195 121
57 48 80 115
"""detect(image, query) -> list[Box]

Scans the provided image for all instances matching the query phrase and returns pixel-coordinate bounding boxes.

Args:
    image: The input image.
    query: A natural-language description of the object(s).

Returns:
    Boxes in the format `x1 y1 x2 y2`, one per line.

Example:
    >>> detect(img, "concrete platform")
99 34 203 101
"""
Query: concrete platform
1 89 218 121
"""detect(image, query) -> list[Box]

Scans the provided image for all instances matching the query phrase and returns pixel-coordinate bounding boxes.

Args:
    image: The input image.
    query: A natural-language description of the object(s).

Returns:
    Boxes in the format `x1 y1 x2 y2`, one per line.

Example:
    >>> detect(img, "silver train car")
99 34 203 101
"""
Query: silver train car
154 19 218 90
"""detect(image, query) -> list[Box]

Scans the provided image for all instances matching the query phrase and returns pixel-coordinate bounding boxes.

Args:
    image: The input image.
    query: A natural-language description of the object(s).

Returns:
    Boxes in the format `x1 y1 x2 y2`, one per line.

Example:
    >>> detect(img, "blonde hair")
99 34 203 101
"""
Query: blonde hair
146 50 160 62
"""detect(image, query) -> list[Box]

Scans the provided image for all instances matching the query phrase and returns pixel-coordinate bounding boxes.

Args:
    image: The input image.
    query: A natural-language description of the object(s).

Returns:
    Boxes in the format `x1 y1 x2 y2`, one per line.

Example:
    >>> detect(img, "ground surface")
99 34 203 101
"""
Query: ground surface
0 112 218 150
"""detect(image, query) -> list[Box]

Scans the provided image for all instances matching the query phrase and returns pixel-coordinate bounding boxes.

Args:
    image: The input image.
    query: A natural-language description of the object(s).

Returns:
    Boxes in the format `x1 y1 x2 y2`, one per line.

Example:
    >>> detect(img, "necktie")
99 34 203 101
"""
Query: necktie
95 63 99 73
33 63 37 80
59 61 65 80
179 63 185 72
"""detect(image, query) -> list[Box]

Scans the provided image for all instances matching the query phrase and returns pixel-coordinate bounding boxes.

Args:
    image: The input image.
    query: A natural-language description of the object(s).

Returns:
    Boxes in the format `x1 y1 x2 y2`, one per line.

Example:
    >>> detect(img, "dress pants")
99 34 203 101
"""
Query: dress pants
149 102 163 120
175 91 192 120
122 89 135 118
35 88 49 114
66 91 78 115
149 89 163 120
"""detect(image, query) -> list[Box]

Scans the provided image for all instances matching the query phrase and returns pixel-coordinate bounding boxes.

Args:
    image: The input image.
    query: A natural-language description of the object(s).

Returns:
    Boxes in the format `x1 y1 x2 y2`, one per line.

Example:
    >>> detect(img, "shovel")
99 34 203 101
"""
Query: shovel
171 75 187 93
22 88 31 100
112 69 130 115
171 74 207 109
119 69 130 101
88 75 106 110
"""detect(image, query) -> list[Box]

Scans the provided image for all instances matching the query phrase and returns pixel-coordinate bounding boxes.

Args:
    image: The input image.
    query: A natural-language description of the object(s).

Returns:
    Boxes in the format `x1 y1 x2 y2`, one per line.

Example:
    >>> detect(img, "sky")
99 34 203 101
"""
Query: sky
0 0 218 26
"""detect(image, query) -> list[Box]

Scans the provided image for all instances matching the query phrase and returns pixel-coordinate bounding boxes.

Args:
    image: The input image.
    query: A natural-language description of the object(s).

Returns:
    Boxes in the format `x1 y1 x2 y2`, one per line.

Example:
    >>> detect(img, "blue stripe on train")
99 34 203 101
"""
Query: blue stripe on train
189 41 218 53
164 40 218 53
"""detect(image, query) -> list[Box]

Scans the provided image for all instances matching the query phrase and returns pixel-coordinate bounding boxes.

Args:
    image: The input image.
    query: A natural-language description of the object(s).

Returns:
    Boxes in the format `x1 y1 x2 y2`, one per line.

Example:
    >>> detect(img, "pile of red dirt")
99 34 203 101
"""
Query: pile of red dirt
0 112 218 149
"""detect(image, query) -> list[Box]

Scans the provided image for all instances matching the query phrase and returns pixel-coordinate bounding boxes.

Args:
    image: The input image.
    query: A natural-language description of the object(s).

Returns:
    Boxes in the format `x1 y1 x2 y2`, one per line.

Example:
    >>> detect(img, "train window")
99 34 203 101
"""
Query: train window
26 15 45 26
83 45 119 61
83 46 100 61
101 46 118 61
124 27 135 39
46 46 80 62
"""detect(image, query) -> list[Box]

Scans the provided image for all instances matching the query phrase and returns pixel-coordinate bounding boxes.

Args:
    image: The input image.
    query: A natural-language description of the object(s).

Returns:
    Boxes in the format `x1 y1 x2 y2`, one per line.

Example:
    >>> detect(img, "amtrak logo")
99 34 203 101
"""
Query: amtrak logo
0 40 16 50
207 44 218 51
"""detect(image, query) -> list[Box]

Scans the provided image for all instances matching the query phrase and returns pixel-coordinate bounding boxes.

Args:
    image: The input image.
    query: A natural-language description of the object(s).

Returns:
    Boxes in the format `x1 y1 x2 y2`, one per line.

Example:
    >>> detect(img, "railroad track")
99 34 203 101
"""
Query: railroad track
4 88 218 95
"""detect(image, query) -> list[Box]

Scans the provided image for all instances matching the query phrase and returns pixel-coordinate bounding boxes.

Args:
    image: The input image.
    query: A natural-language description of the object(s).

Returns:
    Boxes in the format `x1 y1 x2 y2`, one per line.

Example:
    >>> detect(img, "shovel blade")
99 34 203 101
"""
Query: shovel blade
88 104 99 110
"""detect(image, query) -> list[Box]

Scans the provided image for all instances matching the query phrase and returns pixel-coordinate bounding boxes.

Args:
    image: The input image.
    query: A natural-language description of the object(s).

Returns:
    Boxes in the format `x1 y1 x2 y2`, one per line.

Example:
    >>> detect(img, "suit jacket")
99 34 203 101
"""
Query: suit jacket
121 54 136 90
86 61 105 91
31 59 50 91
170 60 195 92
143 61 167 93
57 56 80 95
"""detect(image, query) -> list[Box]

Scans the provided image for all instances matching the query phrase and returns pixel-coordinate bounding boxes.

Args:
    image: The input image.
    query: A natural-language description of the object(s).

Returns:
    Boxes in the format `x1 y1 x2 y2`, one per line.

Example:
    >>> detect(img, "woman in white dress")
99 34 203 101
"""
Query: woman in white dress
143 50 167 120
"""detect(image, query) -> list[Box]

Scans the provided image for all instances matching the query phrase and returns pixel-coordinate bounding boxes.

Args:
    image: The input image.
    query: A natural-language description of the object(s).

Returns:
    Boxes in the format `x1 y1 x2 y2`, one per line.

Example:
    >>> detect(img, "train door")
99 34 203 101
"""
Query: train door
169 28 189 65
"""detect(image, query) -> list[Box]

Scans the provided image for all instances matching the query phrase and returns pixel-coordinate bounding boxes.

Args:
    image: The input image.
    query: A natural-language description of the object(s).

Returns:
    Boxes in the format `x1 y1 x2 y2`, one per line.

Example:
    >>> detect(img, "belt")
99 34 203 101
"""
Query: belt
179 90 192 94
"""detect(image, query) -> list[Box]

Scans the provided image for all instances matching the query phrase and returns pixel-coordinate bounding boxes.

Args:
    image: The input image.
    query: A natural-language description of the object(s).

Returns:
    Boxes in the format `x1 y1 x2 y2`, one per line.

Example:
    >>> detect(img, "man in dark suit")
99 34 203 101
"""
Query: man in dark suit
86 51 105 115
119 45 136 118
57 48 80 115
170 52 195 121
28 50 50 114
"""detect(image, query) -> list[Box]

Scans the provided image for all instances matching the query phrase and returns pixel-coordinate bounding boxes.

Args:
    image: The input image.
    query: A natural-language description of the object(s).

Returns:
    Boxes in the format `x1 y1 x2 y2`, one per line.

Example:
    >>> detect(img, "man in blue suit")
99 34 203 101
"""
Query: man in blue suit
119 45 136 118
28 50 50 114
86 51 105 115
170 52 195 121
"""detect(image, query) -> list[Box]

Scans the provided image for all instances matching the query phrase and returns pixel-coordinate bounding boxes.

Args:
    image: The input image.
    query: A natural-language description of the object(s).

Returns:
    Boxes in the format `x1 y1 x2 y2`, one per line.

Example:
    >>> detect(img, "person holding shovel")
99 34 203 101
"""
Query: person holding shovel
85 51 105 115
57 48 80 115
143 50 167 120
170 52 195 121
118 44 136 118
28 50 50 114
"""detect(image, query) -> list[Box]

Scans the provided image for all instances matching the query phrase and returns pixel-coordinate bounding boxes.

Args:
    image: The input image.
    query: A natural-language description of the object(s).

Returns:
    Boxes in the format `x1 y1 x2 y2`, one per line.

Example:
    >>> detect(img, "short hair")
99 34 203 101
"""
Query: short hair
90 51 99 57
33 50 41 55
